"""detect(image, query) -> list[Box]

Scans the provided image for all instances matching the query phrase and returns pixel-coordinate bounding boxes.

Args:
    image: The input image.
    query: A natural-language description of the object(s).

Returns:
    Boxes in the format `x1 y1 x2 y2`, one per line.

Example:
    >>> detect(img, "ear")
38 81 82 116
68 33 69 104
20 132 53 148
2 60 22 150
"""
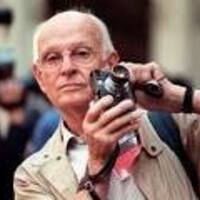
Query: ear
105 51 120 69
32 63 47 93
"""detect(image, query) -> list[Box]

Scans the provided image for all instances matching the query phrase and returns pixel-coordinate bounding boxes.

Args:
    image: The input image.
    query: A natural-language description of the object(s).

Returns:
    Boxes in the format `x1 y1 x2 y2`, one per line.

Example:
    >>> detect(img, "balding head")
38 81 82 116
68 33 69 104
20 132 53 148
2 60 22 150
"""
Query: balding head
33 10 115 63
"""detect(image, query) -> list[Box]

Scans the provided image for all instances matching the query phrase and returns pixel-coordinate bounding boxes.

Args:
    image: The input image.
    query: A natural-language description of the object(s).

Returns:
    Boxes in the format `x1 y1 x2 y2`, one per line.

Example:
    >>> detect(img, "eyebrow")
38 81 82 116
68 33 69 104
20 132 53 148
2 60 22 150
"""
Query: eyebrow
40 46 61 60
41 42 95 56
67 42 95 51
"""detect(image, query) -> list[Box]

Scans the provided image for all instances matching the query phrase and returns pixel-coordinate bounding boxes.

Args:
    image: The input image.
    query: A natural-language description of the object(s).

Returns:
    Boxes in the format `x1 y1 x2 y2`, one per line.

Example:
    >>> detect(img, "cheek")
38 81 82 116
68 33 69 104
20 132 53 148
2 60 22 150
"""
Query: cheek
40 71 59 96
40 67 96 107
77 68 93 86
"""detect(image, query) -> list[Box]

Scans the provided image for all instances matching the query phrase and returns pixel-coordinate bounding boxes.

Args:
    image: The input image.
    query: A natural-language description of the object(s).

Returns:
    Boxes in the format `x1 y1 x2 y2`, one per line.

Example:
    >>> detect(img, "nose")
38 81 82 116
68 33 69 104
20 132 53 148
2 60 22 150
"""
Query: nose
59 54 76 75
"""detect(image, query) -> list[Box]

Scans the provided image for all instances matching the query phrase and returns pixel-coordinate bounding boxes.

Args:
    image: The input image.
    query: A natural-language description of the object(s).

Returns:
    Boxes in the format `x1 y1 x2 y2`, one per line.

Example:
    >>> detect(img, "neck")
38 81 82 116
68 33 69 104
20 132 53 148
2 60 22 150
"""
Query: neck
61 104 89 137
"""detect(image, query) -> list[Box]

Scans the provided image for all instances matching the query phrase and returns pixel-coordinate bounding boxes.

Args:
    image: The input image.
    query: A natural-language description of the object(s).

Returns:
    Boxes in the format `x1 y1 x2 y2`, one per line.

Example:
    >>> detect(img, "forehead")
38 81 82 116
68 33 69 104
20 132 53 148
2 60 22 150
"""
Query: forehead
38 17 102 55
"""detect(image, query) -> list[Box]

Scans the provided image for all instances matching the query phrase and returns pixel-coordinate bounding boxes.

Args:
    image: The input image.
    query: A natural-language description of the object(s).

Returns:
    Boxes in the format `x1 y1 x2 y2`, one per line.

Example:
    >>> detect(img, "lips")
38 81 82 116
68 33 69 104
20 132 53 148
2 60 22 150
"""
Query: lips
59 83 85 91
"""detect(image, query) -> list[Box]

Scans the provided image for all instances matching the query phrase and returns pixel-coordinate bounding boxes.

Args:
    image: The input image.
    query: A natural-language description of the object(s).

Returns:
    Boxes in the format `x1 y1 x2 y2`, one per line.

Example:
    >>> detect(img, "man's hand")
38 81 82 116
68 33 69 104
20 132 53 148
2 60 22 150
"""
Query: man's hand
122 61 186 112
82 95 143 200
82 95 142 175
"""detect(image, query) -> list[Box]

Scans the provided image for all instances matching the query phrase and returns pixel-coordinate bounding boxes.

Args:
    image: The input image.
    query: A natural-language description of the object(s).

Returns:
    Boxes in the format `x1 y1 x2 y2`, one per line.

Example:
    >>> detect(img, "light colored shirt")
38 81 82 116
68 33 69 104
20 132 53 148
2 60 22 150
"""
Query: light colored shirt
61 122 88 181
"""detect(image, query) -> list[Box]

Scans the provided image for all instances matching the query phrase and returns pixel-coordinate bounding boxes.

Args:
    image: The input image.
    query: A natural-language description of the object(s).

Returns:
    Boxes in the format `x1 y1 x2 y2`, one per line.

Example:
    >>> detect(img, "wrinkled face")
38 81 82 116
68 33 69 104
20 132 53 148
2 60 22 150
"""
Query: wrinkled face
33 17 117 111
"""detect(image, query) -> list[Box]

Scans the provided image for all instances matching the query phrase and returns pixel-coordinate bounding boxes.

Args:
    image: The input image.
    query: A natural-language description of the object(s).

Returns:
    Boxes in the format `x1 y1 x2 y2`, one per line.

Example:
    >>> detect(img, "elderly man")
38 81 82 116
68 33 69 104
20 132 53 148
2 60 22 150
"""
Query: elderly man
14 10 200 200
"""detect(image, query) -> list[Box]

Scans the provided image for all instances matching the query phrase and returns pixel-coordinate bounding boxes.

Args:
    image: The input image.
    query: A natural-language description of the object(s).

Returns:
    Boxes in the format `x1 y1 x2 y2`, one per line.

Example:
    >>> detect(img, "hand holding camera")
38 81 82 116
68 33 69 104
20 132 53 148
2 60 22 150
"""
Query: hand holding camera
83 63 164 177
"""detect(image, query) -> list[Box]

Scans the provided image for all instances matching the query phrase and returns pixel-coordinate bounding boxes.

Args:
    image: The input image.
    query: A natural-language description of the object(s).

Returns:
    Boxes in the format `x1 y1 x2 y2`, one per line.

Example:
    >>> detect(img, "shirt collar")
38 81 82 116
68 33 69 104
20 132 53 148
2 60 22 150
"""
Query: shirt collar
60 121 85 151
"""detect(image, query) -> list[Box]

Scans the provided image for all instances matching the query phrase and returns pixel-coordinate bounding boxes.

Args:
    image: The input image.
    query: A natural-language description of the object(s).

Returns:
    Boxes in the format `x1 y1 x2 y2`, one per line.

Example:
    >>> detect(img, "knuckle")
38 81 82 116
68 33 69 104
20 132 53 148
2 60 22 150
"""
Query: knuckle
113 118 120 126
149 61 157 66
111 117 123 128
100 112 109 122
82 121 94 133
149 61 160 69
88 109 96 117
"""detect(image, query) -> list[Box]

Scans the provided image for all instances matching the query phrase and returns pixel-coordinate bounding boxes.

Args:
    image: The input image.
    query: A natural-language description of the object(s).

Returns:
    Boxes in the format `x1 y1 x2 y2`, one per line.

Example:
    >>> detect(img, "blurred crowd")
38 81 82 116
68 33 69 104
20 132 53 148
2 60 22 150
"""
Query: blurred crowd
0 7 59 200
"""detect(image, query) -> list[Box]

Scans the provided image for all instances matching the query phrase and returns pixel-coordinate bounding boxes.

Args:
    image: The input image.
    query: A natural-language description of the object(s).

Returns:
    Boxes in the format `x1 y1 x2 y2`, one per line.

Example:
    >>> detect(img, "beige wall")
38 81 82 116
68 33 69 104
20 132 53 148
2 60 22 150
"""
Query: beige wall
188 0 200 85
150 0 190 72
150 0 200 85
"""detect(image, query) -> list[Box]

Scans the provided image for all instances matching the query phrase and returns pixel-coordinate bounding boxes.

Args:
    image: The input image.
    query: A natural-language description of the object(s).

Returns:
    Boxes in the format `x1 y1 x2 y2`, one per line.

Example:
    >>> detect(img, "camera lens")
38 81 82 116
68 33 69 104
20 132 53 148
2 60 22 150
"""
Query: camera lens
112 65 130 83
144 80 163 98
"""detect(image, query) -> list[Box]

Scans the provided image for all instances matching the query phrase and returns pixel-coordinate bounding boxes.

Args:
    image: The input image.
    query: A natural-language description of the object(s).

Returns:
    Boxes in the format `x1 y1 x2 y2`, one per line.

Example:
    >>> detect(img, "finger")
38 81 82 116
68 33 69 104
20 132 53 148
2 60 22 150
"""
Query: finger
98 99 135 127
92 122 138 147
121 62 152 84
111 121 140 141
146 62 165 81
123 61 165 84
103 109 143 134
119 62 141 83
85 95 114 123
136 63 156 83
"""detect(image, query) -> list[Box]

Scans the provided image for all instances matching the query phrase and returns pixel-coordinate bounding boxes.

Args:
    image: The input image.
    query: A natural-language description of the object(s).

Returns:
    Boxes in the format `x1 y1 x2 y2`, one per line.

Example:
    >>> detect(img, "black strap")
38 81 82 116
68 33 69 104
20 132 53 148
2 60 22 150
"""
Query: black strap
77 145 120 200
181 85 194 113
148 111 198 195
89 144 120 183
89 190 101 200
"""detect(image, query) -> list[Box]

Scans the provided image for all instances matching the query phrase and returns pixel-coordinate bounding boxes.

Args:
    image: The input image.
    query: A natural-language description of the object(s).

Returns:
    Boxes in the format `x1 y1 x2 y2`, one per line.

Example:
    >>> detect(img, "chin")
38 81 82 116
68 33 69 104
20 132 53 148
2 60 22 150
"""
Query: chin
58 94 92 109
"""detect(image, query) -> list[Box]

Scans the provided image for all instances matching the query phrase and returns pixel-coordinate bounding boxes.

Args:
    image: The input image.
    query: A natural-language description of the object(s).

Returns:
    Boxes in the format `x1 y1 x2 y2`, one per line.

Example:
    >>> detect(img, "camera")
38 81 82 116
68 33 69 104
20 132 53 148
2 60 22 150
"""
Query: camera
90 65 134 105
90 64 163 105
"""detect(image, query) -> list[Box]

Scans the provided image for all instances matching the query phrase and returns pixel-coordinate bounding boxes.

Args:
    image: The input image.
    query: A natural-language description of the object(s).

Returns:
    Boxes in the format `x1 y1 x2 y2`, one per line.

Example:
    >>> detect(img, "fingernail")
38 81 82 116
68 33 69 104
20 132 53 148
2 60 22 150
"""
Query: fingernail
89 100 95 107
105 95 114 103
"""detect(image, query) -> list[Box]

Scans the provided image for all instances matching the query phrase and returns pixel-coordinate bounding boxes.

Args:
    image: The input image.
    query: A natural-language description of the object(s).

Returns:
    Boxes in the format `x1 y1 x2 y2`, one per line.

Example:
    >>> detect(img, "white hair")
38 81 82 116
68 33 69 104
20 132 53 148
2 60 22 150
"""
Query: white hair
33 10 115 63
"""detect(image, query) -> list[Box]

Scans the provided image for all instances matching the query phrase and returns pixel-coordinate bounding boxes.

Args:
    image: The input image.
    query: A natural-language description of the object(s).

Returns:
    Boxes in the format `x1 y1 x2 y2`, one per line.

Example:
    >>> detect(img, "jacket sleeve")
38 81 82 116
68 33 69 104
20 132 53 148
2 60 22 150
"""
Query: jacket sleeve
14 165 55 200
173 114 200 161
173 113 200 186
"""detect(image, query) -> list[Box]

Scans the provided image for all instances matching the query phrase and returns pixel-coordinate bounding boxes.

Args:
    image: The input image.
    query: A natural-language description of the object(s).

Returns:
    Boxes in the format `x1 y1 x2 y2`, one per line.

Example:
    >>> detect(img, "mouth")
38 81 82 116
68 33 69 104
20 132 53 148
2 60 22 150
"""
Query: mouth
59 83 85 91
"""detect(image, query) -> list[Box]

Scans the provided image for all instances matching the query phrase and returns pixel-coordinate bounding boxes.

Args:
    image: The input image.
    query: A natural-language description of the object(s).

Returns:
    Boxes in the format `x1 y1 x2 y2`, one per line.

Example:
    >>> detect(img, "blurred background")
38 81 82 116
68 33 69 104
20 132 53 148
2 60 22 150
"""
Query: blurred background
1 0 200 83
0 0 200 199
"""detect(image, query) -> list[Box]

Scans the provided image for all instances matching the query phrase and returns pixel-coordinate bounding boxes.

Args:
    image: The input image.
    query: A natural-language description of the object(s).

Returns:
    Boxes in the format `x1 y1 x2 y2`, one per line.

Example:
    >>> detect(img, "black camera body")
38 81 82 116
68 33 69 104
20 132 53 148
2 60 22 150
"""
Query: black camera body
90 65 134 105
90 65 163 105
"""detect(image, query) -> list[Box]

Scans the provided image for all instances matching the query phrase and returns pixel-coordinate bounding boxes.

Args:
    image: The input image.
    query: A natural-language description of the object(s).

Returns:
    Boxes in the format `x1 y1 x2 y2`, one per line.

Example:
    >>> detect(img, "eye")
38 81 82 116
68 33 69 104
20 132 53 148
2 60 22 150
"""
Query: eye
46 53 60 62
41 53 62 68
73 48 92 59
